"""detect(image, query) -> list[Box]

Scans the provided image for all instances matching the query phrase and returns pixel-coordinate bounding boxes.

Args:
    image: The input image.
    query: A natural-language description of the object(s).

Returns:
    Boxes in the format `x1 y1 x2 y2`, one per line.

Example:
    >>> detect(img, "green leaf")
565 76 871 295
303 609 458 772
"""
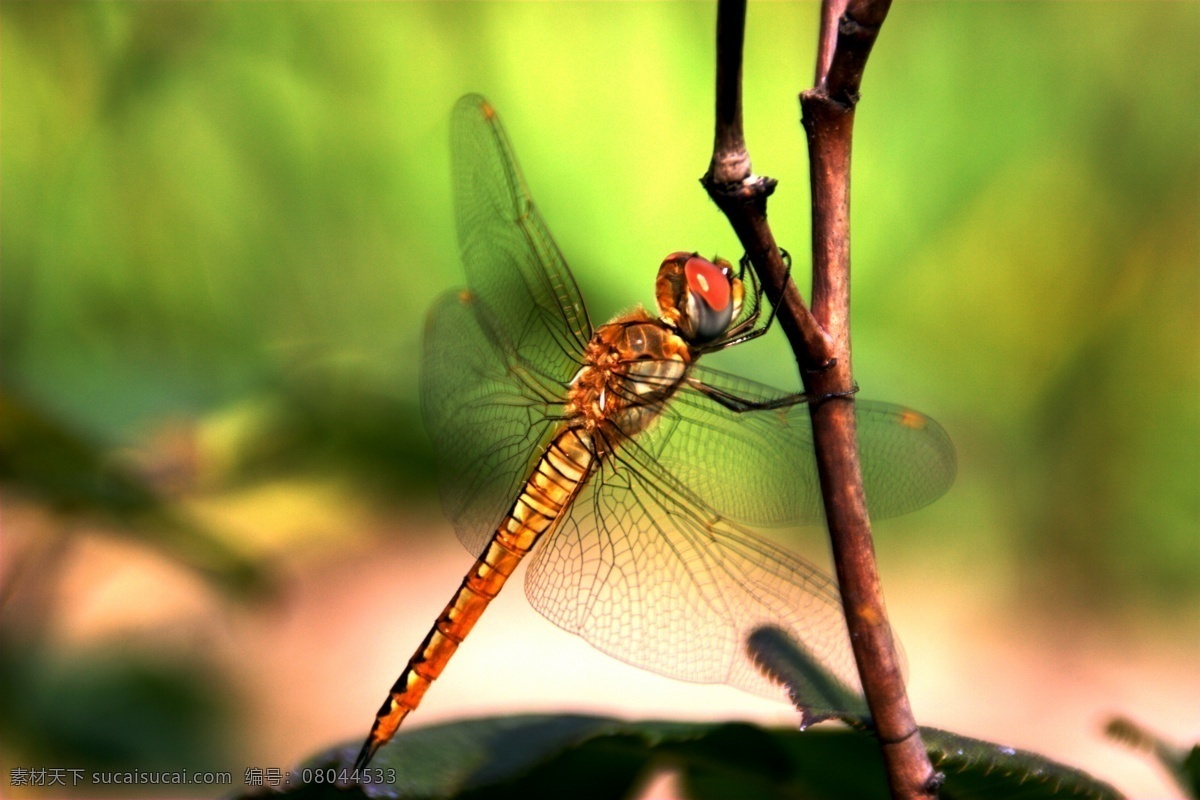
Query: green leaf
672 723 888 800
295 715 668 800
281 715 1122 800
746 625 871 726
455 732 653 800
0 391 270 597
1183 747 1200 800
1 392 164 515
1104 716 1198 799
924 727 1122 800
0 640 235 772
747 625 1121 798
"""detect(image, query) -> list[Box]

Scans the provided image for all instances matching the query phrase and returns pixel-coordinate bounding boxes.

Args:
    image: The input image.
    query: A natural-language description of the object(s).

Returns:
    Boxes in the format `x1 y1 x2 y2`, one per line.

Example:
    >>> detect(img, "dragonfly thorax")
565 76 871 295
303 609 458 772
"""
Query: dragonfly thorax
566 312 693 443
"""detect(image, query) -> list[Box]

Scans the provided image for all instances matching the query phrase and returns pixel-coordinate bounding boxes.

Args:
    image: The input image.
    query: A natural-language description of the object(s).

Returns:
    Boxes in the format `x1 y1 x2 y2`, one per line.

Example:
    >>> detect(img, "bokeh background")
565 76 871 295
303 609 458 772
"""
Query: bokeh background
2 2 1197 797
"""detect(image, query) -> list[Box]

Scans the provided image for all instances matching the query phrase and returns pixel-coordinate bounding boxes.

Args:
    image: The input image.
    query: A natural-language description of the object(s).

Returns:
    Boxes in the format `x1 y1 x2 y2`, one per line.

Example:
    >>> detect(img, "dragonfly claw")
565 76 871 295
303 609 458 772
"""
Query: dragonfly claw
808 382 859 406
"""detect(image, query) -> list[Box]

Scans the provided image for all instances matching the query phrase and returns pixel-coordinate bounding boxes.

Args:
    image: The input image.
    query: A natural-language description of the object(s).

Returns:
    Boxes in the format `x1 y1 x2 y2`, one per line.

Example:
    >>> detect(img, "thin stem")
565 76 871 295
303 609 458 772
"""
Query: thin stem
703 0 834 371
704 0 940 798
711 0 749 184
814 0 849 87
805 1 938 797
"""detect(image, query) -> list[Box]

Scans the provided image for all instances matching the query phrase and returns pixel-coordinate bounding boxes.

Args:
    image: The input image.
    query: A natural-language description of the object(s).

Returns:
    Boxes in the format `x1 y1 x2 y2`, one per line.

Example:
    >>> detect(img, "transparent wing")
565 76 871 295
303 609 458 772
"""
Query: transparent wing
525 434 859 699
421 292 568 556
637 364 956 526
451 94 592 382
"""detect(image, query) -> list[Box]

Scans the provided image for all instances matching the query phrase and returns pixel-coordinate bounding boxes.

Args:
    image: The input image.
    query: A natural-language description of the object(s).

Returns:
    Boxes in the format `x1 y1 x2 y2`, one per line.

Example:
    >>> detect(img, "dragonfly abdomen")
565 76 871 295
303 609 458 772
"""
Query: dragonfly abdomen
354 427 594 769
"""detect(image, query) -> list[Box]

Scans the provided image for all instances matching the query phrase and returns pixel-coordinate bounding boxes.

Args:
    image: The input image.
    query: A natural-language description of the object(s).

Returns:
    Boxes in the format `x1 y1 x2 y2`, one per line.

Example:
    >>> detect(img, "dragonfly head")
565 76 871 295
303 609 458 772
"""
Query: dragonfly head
656 252 744 345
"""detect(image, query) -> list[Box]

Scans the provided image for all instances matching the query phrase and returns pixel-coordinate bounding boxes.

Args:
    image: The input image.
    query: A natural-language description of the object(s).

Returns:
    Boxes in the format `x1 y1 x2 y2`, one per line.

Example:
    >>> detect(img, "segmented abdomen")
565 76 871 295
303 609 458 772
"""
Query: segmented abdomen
354 427 594 768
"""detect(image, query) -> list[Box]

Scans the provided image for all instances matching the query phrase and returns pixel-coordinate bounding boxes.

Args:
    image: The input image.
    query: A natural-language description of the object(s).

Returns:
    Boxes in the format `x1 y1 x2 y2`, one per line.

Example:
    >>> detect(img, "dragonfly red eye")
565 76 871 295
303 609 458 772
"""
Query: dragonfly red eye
684 256 731 312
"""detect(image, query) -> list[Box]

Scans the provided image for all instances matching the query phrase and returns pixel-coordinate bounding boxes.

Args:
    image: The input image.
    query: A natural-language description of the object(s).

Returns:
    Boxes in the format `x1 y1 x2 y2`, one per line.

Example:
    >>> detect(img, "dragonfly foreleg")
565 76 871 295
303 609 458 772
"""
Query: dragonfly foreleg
687 376 807 413
688 376 858 413
736 253 765 329
702 250 794 353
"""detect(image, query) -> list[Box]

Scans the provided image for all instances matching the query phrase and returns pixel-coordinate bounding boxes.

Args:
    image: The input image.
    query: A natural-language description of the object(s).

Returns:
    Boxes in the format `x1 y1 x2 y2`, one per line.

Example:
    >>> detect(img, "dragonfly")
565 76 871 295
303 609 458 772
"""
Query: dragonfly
353 94 955 769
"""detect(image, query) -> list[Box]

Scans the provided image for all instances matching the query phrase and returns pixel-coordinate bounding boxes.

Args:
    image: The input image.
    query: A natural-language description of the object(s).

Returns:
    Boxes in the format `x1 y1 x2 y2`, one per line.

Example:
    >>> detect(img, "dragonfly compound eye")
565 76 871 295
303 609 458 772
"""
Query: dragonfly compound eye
655 253 737 344
683 256 735 343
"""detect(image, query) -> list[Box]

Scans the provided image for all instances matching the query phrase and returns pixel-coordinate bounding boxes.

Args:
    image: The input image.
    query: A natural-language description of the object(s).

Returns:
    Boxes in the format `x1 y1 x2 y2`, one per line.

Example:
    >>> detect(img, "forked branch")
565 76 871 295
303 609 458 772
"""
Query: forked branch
702 1 940 798
702 0 834 370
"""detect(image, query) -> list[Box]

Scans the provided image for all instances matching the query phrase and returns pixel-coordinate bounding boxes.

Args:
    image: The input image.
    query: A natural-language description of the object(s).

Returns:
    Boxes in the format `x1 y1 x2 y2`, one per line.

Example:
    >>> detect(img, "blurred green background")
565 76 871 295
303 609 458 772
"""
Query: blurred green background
2 1 1197 797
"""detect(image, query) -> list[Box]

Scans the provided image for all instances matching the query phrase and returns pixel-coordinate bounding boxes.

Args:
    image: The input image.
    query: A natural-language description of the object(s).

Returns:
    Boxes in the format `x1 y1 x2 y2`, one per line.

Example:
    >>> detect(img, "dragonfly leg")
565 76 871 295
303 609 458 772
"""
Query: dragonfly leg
734 253 765 331
809 384 859 406
702 250 794 353
706 253 766 346
687 376 806 413
688 377 858 413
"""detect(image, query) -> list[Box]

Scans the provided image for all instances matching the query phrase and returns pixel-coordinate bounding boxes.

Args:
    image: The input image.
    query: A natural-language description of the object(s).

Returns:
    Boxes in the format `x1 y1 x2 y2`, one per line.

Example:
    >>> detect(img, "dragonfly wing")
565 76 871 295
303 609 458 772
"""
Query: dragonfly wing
451 94 592 382
422 291 565 556
525 435 859 700
641 364 956 526
853 398 956 521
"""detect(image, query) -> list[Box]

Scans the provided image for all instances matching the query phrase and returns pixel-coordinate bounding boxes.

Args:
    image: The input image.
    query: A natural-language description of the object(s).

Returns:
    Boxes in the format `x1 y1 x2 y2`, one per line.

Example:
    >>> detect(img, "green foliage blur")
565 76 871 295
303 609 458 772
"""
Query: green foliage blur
286 715 1120 800
8 0 1195 601
2 0 1197 787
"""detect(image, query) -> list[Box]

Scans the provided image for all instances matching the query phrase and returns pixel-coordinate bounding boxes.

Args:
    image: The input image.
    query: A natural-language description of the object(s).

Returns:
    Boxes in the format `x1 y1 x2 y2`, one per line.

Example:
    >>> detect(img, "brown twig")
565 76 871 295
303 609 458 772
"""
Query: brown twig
702 0 834 370
814 0 850 87
702 1 939 798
